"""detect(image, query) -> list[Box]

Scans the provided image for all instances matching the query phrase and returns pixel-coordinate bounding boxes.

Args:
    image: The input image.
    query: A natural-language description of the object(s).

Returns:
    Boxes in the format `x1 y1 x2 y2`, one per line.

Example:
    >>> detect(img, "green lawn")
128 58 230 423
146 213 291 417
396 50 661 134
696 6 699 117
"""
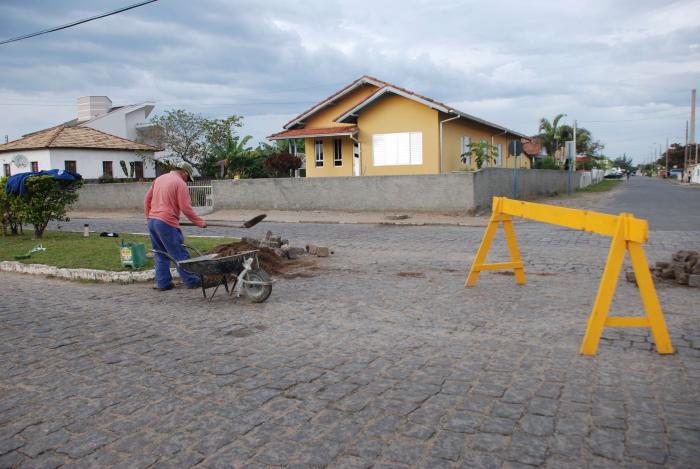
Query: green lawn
577 179 622 193
0 231 238 271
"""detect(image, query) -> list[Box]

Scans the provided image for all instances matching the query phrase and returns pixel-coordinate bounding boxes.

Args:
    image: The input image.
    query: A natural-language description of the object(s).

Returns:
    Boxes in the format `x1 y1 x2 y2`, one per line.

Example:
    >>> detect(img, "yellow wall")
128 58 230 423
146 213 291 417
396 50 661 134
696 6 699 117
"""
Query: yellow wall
304 84 379 129
442 116 530 171
356 94 439 176
304 136 354 177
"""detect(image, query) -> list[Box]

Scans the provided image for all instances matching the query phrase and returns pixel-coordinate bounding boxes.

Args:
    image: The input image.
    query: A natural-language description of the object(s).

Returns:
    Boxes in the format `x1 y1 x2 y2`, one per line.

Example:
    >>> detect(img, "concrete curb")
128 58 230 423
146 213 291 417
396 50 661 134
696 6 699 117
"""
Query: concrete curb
0 261 179 284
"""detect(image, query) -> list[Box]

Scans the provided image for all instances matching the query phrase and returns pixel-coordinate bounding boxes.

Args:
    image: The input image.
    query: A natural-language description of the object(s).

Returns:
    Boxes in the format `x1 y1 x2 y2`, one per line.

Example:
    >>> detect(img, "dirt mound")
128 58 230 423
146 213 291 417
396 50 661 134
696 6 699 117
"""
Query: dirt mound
208 241 318 278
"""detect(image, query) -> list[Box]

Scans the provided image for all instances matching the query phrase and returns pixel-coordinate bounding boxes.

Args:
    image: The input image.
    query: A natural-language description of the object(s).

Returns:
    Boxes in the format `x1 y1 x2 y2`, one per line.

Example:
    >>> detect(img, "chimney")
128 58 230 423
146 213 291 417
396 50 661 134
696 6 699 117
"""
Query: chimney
77 96 112 122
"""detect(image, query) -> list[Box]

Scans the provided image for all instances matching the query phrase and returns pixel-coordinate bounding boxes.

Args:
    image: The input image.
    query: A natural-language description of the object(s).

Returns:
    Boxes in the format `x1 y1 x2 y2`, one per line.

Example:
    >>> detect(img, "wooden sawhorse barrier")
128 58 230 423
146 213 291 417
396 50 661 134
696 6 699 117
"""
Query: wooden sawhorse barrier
465 197 673 356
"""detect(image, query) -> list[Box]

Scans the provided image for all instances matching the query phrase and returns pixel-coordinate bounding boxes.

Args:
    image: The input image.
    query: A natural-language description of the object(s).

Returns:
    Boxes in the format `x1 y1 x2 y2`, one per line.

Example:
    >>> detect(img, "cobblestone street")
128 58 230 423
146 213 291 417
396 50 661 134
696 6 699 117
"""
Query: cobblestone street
2 180 700 467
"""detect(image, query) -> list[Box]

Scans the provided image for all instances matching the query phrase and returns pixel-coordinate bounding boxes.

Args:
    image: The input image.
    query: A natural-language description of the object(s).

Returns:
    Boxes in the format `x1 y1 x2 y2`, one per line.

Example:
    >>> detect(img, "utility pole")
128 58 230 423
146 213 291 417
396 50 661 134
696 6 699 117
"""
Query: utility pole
684 121 689 181
665 137 669 174
689 89 696 182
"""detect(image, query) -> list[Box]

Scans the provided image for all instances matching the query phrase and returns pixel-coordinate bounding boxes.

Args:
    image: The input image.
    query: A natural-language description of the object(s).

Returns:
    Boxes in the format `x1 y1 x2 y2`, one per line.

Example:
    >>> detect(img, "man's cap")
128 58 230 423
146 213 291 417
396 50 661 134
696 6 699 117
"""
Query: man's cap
175 162 193 181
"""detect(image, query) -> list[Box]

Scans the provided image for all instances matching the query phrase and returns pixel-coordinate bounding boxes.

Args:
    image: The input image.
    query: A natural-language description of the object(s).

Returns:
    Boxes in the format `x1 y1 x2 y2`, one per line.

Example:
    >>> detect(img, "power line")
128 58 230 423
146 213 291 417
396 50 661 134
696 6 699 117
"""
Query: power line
0 100 318 107
0 0 158 46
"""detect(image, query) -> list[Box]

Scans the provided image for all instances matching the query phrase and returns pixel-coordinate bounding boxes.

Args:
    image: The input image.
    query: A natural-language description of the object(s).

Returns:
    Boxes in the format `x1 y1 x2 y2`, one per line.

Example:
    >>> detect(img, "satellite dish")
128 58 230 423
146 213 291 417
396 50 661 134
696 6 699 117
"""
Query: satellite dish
12 154 29 167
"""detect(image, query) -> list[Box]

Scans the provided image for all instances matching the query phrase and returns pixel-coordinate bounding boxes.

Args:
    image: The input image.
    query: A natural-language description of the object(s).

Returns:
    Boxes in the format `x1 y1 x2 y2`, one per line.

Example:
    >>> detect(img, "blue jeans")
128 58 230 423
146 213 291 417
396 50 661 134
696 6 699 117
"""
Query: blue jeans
148 219 200 288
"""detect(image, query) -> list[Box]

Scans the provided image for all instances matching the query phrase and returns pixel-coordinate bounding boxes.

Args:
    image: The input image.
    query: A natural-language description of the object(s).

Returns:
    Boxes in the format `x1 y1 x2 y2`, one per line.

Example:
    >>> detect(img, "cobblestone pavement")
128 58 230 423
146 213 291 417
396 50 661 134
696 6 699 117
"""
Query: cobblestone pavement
3 205 700 467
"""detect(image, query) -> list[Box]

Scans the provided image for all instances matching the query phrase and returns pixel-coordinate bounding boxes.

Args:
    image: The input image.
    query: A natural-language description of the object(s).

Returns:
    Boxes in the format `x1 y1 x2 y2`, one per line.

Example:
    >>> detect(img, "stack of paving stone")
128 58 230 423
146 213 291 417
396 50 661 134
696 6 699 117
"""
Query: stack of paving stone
242 231 328 259
650 250 700 287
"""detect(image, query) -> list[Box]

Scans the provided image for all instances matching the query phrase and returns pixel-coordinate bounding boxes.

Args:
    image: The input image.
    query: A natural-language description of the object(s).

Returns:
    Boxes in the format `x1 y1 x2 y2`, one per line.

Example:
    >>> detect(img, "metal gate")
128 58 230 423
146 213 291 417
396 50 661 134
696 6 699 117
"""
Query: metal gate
187 182 213 208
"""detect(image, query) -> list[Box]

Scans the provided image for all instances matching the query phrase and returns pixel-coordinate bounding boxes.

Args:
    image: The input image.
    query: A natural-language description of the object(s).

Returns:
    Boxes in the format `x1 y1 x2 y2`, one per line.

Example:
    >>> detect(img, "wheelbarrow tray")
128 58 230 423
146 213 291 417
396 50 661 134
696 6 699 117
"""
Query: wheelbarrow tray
177 250 258 277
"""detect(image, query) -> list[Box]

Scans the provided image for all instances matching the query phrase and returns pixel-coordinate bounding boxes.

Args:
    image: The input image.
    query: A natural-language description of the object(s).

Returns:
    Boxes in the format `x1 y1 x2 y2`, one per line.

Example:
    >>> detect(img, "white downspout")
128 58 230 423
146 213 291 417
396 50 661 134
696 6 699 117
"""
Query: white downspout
439 113 461 173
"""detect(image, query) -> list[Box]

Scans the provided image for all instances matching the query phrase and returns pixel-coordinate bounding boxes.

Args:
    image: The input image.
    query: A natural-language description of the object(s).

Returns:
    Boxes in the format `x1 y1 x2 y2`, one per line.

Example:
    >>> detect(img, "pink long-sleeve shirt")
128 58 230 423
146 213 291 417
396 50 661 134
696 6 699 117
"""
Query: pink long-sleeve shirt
144 171 206 228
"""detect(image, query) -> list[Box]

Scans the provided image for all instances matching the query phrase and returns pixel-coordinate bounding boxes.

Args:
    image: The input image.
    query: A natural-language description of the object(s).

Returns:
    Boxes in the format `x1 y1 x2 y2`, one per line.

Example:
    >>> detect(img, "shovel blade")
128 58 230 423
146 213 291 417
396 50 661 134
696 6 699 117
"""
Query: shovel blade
242 214 266 228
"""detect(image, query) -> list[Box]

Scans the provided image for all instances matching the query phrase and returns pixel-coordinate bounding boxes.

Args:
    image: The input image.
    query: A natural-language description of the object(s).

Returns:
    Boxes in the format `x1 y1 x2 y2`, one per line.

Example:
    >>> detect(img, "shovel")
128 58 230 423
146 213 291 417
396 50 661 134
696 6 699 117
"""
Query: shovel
181 214 266 229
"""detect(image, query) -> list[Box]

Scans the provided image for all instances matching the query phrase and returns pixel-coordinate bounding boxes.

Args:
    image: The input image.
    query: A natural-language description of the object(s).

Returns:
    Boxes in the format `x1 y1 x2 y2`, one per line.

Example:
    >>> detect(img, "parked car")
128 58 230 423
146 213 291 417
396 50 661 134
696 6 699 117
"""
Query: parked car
668 169 683 180
604 168 623 179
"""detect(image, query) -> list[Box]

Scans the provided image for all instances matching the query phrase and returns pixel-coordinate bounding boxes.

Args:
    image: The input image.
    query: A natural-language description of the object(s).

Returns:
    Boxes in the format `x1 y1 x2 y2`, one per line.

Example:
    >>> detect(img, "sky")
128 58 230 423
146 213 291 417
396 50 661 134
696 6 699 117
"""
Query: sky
0 0 698 164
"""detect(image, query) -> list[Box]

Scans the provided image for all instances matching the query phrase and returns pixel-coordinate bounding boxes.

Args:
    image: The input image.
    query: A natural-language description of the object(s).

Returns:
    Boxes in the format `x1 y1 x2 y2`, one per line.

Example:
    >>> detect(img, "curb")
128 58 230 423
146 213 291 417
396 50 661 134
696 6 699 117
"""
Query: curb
0 261 179 284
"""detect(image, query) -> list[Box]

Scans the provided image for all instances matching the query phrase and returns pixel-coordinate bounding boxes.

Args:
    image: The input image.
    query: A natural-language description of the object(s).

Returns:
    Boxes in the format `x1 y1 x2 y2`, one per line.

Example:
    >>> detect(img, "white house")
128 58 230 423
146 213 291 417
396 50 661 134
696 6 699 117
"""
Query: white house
0 96 163 179
0 125 157 180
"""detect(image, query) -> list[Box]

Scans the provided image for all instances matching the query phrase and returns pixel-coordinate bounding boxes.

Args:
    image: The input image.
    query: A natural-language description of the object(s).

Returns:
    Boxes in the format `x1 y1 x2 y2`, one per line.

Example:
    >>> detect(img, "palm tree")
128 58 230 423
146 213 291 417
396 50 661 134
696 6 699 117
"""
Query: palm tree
211 134 255 178
558 125 593 155
537 114 566 157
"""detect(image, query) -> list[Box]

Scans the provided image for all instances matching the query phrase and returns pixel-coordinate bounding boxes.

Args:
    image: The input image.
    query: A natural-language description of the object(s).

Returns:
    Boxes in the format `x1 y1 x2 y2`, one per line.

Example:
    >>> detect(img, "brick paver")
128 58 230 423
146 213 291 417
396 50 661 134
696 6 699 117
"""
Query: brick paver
2 215 700 467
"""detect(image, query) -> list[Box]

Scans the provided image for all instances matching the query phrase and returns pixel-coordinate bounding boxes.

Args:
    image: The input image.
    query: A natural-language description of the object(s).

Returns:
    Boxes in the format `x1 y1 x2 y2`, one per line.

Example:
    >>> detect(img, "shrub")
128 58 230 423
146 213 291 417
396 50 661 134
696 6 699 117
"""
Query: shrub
0 176 25 236
534 156 559 170
263 152 302 177
22 175 83 239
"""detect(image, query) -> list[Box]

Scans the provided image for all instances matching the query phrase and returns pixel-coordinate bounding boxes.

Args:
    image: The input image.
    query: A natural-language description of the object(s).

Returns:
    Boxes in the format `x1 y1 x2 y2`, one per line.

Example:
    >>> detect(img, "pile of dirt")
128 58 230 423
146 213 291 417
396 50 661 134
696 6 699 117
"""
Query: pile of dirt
208 241 318 278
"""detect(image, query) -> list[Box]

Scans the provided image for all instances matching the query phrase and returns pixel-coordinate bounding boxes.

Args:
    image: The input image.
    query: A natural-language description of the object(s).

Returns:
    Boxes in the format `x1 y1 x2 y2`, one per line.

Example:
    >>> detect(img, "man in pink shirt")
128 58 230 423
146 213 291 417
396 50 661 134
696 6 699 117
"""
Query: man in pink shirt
144 162 207 290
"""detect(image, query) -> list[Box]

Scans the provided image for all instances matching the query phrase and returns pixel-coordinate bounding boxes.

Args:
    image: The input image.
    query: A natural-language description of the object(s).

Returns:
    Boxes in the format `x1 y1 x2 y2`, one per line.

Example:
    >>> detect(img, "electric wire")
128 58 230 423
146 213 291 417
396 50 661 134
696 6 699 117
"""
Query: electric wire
0 0 158 46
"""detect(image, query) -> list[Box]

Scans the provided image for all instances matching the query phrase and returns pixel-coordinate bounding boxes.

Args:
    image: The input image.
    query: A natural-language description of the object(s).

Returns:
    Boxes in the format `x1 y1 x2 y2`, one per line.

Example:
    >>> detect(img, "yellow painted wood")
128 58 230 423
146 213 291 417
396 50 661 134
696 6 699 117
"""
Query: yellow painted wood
605 317 650 327
466 199 673 356
473 262 523 271
580 217 628 355
628 241 674 354
498 198 649 243
502 218 527 285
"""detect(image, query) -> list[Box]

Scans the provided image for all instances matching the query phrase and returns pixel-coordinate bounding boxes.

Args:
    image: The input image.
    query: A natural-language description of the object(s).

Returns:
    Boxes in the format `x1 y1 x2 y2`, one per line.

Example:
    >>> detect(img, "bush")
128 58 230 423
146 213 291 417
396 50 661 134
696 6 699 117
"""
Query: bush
0 176 25 236
534 156 559 170
20 176 83 239
263 152 302 178
227 154 268 179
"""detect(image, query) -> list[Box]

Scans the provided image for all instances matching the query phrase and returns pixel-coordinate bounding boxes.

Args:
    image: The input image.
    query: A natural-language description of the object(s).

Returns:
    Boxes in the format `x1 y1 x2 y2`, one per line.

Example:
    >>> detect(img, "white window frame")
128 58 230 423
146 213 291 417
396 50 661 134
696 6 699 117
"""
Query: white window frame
496 144 503 167
461 136 471 165
333 139 342 167
372 132 422 166
315 139 324 167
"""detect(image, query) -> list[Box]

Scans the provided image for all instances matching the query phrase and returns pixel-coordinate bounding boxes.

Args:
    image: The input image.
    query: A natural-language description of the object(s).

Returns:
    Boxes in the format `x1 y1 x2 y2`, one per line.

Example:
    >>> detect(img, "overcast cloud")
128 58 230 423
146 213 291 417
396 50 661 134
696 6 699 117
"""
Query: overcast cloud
1 0 698 163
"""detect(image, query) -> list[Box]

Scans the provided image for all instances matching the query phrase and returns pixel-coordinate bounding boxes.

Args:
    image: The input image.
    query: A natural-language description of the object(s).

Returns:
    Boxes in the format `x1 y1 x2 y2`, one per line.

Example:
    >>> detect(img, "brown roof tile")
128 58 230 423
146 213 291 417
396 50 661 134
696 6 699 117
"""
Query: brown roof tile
268 125 359 139
0 125 158 153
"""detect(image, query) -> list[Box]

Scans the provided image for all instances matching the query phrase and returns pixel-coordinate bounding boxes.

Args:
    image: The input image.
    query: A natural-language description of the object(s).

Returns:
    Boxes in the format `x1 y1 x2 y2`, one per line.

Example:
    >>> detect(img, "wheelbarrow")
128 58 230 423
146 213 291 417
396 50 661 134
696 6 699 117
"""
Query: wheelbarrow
151 244 273 303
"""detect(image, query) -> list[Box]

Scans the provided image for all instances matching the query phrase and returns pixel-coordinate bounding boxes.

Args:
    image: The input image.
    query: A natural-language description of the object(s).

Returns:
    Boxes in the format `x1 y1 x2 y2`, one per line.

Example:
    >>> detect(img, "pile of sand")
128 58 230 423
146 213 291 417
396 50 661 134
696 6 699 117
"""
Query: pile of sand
208 241 318 278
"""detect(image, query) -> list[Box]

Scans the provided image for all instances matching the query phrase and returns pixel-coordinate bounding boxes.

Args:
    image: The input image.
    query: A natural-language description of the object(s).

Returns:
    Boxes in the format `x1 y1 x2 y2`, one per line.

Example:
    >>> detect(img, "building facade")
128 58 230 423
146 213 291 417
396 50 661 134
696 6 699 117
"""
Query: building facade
268 76 530 177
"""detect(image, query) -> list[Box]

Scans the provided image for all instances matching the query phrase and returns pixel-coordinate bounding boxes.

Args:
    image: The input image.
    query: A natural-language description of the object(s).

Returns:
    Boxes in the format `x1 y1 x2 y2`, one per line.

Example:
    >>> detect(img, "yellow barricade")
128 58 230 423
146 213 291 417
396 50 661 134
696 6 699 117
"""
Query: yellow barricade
465 197 673 356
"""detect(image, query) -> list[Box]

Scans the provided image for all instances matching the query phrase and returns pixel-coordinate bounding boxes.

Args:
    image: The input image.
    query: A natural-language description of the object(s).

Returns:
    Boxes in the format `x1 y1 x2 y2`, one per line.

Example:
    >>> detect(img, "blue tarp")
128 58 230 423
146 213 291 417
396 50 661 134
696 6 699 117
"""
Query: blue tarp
4 169 82 197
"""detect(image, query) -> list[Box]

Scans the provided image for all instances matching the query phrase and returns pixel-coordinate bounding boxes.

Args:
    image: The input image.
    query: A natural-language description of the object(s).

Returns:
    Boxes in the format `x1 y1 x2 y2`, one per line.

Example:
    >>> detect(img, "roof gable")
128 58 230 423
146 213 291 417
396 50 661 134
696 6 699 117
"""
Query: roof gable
0 126 158 153
280 75 526 138
283 76 385 129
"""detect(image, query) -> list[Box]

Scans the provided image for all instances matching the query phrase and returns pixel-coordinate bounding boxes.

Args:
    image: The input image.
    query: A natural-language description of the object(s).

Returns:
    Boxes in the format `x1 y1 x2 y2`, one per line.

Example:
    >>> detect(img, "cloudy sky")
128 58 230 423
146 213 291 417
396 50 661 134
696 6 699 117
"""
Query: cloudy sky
1 0 698 163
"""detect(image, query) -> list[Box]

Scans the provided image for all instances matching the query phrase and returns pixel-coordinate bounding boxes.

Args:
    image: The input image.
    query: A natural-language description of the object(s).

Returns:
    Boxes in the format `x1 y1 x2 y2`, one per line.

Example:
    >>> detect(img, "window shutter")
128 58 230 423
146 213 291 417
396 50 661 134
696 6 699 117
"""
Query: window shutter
409 132 422 164
373 134 386 166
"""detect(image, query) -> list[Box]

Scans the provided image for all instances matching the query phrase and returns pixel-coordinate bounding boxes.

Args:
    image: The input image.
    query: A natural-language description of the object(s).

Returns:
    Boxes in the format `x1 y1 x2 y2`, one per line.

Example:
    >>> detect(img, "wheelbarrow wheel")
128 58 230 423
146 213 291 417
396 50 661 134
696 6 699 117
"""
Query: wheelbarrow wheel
243 268 272 303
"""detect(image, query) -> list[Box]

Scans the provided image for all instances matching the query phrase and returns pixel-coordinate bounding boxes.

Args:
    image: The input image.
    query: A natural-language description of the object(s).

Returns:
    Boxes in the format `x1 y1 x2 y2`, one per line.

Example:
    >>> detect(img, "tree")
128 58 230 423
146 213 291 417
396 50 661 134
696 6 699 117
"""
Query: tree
211 133 267 178
148 111 247 179
461 141 497 169
656 143 690 169
613 155 634 172
537 114 567 157
263 152 302 177
0 177 25 235
149 109 206 171
19 176 83 239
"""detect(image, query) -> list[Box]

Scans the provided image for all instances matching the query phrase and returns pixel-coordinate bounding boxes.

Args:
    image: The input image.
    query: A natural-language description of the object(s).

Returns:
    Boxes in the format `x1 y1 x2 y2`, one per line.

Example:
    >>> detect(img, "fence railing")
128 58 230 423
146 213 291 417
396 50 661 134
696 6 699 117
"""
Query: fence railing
187 182 213 207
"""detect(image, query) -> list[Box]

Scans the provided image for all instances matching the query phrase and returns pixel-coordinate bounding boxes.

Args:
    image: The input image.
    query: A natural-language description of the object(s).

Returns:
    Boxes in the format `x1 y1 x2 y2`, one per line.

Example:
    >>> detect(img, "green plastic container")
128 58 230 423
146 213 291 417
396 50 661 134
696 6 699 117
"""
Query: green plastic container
120 241 147 269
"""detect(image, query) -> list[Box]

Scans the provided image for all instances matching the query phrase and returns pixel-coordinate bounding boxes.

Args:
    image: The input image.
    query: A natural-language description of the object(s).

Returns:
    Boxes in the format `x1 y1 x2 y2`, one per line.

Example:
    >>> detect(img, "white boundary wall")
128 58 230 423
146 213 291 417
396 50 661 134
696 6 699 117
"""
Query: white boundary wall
73 168 601 214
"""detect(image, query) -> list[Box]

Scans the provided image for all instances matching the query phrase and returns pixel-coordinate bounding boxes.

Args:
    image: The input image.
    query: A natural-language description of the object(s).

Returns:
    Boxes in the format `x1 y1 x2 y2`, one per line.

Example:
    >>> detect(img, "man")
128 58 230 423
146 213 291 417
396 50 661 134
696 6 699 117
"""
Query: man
144 162 207 290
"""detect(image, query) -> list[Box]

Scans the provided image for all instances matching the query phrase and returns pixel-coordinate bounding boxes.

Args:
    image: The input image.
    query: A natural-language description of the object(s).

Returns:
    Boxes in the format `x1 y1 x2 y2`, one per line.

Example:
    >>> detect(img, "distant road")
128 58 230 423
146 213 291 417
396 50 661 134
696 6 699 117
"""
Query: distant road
602 176 700 231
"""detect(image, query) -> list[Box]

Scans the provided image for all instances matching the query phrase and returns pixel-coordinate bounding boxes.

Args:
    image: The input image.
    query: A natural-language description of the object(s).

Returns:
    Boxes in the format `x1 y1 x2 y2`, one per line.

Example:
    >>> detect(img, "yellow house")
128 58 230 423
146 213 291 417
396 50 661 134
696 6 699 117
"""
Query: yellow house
268 76 531 177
